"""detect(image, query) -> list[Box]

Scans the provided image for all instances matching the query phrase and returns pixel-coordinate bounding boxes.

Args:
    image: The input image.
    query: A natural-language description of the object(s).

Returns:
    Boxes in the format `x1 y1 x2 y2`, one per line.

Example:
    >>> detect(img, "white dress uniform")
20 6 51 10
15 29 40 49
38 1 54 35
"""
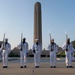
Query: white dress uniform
62 43 74 66
32 43 42 67
2 43 11 67
48 43 58 67
18 42 28 66
71 47 75 62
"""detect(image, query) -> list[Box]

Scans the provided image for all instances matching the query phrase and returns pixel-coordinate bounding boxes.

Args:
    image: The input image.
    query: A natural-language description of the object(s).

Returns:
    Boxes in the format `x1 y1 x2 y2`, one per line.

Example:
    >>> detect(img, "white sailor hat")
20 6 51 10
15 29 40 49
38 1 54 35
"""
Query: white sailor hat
51 39 54 41
35 39 39 41
67 38 70 40
5 38 8 41
23 38 26 40
66 38 70 41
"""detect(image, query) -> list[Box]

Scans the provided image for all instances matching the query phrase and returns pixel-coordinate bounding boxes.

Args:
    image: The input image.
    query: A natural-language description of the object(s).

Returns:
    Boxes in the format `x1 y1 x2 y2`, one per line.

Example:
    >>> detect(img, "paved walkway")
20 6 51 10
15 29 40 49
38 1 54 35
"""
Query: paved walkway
0 58 75 75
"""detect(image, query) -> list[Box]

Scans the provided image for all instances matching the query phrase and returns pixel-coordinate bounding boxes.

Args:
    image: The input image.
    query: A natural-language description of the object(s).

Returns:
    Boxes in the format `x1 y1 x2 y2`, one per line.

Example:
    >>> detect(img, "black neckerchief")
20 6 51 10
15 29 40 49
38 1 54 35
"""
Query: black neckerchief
51 43 55 50
5 42 8 45
66 43 70 50
36 43 39 46
23 42 26 44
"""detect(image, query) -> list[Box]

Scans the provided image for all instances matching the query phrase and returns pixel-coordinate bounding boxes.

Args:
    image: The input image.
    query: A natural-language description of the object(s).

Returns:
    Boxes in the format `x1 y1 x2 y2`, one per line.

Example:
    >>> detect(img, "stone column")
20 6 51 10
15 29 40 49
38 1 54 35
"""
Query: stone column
34 2 42 44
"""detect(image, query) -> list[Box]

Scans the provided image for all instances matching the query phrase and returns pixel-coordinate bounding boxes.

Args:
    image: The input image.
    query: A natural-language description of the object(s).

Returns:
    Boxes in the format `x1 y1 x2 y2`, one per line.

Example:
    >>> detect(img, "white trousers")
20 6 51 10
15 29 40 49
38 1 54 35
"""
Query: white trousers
65 52 72 66
71 53 75 61
2 50 8 66
34 53 40 66
50 52 56 66
20 51 27 66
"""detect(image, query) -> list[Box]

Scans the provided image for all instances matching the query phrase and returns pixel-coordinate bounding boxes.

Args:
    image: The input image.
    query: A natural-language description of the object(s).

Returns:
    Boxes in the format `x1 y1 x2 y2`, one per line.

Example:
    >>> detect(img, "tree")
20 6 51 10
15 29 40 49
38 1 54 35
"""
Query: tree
72 40 75 49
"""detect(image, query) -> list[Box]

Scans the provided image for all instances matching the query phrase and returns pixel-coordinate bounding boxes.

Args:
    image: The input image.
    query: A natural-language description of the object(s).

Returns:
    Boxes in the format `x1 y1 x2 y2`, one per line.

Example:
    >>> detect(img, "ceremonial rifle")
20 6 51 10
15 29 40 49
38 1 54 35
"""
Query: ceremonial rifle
21 33 23 51
49 34 51 44
65 31 68 41
3 33 5 50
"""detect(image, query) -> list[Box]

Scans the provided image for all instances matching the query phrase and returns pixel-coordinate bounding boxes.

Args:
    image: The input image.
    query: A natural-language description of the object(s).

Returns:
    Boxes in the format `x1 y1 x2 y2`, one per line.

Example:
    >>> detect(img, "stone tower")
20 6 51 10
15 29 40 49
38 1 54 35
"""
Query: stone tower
34 2 42 44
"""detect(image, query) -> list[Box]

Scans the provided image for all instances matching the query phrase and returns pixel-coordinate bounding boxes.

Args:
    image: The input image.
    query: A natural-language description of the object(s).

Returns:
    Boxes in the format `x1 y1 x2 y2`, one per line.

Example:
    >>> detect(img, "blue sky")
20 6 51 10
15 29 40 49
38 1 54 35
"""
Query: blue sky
0 0 75 49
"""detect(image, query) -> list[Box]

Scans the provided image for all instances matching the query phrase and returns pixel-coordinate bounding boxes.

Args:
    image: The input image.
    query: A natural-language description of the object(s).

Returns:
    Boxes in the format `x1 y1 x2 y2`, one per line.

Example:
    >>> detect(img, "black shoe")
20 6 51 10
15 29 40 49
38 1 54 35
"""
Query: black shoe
24 66 26 68
20 66 23 68
3 66 8 68
51 66 53 68
35 66 38 68
69 66 73 68
3 66 5 68
5 66 8 68
35 66 39 68
37 66 39 68
54 66 56 68
66 66 69 68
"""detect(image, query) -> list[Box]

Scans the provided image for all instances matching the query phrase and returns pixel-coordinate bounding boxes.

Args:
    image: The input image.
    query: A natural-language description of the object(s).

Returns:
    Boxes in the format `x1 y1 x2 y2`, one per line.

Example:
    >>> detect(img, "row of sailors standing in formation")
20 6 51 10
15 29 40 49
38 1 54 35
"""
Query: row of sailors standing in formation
0 38 75 68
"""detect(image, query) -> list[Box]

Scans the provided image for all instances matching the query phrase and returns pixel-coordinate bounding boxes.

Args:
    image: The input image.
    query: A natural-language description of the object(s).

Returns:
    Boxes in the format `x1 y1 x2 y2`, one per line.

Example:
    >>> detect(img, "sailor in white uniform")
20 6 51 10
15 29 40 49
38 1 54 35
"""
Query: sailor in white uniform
18 38 28 68
62 38 74 68
32 39 42 68
2 38 11 68
48 39 58 68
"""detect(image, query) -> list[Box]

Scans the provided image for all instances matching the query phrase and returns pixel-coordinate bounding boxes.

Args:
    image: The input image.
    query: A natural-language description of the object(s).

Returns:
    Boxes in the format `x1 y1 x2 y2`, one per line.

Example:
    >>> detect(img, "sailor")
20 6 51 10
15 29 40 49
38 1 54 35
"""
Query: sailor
48 39 58 68
18 38 28 68
62 38 74 68
32 39 42 68
2 38 11 68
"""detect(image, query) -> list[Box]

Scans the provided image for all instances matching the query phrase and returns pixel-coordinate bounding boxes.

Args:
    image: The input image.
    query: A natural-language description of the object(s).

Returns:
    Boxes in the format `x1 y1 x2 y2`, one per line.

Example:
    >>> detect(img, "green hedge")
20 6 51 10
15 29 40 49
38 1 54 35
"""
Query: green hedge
57 52 65 57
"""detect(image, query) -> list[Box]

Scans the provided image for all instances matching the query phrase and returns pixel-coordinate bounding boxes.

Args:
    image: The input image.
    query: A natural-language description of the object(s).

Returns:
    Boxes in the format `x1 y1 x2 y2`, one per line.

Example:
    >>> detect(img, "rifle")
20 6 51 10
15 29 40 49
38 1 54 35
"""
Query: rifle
20 33 23 51
65 31 68 51
49 34 51 44
65 31 68 41
49 34 53 51
3 33 5 50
